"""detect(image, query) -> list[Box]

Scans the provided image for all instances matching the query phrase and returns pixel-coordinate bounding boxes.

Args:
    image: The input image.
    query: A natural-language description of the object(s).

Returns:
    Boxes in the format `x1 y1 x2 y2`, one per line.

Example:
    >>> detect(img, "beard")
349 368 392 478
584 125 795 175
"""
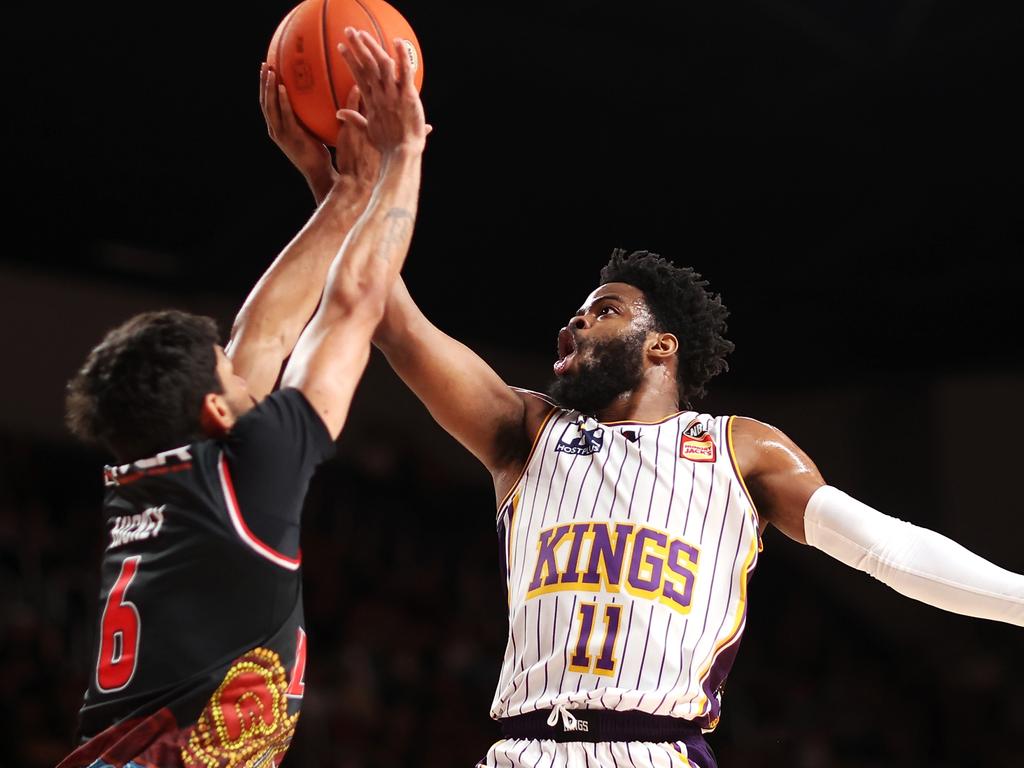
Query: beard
546 328 647 415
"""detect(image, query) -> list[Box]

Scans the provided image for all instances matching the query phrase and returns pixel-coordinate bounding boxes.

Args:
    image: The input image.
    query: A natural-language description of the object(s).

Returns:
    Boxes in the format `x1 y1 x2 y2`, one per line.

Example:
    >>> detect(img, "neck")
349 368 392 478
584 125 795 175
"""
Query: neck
594 366 681 423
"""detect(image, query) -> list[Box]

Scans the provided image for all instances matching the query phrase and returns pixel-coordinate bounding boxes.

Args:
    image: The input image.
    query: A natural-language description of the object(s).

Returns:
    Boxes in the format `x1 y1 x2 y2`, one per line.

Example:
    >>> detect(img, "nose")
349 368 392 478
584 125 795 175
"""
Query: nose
570 314 590 331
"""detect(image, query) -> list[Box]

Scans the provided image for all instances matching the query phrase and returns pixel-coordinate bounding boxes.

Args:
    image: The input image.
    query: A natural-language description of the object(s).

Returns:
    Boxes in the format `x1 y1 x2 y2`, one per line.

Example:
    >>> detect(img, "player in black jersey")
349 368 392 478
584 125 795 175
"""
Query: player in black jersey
58 30 426 768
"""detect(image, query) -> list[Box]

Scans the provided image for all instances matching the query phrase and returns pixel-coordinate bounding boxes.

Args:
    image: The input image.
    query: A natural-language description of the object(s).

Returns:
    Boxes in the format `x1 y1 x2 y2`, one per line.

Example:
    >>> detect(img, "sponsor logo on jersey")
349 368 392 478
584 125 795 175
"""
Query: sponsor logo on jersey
555 416 605 456
105 446 193 486
680 433 716 462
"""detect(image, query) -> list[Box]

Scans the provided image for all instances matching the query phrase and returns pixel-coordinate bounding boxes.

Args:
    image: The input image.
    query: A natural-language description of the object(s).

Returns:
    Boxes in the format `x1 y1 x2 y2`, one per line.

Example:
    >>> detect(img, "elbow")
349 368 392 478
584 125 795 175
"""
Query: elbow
330 279 390 325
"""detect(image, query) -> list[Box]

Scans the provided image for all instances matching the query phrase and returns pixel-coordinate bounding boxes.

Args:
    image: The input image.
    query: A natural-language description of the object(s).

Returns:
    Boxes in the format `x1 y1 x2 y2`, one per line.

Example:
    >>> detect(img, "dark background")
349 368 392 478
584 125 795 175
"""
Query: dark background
3 1 1023 766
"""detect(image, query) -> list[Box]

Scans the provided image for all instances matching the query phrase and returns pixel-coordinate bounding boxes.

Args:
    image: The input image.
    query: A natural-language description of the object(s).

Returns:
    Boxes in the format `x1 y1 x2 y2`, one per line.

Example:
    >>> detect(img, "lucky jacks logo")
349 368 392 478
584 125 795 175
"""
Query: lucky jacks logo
680 432 716 462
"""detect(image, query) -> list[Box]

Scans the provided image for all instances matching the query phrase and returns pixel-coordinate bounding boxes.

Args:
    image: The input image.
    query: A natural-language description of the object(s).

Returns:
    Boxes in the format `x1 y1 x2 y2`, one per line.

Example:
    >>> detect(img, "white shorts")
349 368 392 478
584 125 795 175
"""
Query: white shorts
478 738 714 768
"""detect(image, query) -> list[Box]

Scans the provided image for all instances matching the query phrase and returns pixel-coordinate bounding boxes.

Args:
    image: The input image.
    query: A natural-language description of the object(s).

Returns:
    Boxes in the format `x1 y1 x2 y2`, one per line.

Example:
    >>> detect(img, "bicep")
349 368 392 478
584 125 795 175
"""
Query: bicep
731 416 827 544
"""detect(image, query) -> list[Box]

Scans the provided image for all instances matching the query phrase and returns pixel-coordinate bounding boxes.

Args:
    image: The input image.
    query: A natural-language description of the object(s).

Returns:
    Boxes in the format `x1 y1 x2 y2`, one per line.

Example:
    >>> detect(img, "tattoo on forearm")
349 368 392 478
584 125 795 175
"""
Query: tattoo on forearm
375 208 414 262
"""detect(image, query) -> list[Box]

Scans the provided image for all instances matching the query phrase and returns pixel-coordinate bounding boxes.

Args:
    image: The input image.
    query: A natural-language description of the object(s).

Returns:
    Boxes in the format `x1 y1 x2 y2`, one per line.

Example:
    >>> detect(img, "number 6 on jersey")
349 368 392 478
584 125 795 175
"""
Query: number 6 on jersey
96 555 142 692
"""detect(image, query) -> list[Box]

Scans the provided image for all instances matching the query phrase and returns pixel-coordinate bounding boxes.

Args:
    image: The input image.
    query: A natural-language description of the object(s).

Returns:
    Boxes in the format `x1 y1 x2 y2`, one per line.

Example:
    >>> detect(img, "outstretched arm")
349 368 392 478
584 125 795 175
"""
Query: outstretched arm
281 29 427 439
226 66 381 402
373 277 552 488
731 416 1024 626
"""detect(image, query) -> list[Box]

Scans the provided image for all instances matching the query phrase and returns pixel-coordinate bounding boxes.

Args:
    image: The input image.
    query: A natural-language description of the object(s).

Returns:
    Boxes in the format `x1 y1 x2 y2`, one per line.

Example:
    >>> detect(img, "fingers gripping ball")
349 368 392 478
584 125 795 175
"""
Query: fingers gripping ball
268 0 424 146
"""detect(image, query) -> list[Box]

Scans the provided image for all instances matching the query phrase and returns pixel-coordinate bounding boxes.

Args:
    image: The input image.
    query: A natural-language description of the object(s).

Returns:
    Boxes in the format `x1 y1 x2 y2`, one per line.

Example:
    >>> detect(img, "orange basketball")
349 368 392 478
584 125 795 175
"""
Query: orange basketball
267 0 424 146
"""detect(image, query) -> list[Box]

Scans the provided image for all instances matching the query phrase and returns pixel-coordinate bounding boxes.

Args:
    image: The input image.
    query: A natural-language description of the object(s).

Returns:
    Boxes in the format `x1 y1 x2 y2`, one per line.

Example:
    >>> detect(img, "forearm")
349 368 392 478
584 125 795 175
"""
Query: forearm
372 278 530 469
280 149 423 440
805 486 1024 626
228 177 371 395
325 148 421 311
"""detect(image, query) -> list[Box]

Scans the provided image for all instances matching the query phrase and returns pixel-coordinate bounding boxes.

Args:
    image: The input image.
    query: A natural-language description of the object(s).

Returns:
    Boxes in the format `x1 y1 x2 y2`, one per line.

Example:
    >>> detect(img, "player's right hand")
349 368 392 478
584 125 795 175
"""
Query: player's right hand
260 62 336 185
336 28 429 157
333 85 381 189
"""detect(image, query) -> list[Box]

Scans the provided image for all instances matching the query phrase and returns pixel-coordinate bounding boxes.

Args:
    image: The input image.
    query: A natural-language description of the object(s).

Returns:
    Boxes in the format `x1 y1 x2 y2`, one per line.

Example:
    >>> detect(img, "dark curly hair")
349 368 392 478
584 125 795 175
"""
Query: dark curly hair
66 310 223 462
600 249 734 407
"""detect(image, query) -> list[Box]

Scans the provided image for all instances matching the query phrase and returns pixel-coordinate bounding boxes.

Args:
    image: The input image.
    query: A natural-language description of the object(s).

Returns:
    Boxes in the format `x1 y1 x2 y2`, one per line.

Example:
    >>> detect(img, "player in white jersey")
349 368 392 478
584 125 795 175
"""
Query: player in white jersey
264 95 1024 768
369 251 1023 768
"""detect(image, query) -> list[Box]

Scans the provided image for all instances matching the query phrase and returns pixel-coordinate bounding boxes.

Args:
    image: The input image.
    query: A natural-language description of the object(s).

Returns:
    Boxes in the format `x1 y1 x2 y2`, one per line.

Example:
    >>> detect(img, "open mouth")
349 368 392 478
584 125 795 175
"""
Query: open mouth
553 328 578 375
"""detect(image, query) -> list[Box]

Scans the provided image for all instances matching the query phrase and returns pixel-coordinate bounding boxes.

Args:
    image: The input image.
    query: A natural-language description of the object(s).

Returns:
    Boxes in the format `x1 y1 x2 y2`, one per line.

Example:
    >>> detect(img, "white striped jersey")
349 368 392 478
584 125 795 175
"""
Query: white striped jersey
491 406 761 731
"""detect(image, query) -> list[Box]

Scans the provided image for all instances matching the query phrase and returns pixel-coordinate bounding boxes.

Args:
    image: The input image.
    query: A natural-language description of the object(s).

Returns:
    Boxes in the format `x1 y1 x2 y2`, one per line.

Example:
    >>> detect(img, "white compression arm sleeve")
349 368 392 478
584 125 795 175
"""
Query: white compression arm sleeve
804 485 1024 627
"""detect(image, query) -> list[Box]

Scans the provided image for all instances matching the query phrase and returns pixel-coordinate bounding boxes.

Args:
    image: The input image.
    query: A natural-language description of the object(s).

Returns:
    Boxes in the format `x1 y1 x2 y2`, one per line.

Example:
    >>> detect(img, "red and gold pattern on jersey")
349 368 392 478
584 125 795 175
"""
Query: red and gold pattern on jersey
182 648 298 768
59 644 305 768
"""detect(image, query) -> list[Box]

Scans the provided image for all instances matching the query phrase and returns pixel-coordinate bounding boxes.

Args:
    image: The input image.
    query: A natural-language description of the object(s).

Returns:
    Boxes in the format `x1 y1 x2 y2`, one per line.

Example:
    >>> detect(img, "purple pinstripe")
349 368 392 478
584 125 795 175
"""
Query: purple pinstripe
598 438 630 518
679 462 696 532
517 739 531 766
585 427 615 519
556 594 578 694
625 743 640 768
611 600 637 688
671 480 730 713
633 603 657 688
545 453 580 528
665 420 685 530
695 464 716 541
592 430 648 707
505 416 562 711
623 436 645 519
689 502 746 716
518 601 531 714
636 611 675 712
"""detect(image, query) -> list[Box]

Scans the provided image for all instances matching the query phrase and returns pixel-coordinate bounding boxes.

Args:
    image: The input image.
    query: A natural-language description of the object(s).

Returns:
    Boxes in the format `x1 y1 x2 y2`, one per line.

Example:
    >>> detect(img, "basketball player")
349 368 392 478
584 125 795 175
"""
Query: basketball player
58 31 426 768
268 39 1024 768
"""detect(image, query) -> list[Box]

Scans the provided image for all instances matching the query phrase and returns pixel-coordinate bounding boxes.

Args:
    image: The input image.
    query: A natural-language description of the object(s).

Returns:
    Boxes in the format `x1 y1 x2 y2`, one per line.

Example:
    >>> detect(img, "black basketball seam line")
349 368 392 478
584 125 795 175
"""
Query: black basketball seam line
354 0 387 49
321 0 342 115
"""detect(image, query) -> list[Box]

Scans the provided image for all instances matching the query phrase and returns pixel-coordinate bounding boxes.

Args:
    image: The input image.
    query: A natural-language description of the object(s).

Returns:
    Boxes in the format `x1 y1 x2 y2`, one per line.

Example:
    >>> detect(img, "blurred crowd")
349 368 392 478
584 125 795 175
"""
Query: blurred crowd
2 431 1021 768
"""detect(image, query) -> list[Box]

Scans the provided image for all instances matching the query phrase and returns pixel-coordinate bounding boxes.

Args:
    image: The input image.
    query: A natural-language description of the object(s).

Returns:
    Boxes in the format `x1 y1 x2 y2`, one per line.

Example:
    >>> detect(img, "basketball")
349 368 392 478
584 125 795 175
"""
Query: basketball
267 0 424 146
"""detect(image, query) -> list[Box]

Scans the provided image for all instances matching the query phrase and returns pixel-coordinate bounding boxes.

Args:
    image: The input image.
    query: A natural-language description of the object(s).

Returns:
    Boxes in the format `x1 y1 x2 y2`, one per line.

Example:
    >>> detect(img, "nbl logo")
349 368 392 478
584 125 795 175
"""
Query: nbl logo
555 416 605 456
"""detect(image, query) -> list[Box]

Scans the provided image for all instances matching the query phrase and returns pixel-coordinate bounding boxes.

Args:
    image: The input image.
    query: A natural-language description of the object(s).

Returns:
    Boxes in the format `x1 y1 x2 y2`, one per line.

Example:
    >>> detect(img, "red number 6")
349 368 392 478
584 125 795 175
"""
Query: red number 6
96 555 142 692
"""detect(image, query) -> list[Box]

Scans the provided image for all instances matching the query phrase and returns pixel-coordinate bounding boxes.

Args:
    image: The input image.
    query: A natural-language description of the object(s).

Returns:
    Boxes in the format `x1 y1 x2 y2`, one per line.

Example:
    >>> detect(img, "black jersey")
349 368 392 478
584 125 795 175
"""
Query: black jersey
59 388 335 768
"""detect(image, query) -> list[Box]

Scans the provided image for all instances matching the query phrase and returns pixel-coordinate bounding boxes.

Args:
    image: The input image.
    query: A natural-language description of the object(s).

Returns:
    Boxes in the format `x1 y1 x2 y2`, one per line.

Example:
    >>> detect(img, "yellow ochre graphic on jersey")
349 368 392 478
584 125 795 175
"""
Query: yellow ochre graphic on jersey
526 521 700 613
182 648 298 768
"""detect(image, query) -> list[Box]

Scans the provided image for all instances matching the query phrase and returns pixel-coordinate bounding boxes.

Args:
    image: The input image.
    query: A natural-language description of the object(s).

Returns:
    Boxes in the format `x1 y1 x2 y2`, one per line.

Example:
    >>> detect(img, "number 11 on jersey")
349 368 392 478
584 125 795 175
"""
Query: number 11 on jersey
569 602 623 676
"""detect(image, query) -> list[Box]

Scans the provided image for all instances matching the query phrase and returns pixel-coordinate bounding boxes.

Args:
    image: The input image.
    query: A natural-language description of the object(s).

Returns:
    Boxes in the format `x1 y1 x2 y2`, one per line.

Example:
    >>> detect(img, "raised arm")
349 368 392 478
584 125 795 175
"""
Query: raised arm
374 277 552 488
281 29 427 439
226 65 382 401
731 416 1024 626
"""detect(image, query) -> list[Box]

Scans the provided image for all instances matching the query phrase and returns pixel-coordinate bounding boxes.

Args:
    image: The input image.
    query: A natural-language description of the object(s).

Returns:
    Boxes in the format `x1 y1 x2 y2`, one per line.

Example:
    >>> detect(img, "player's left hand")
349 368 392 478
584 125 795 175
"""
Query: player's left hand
260 62 337 190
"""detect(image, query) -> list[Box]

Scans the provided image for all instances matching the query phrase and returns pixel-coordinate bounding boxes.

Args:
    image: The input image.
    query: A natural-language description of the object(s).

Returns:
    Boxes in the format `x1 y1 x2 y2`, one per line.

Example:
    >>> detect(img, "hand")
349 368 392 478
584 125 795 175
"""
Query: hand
260 62 336 189
334 85 380 188
337 29 429 156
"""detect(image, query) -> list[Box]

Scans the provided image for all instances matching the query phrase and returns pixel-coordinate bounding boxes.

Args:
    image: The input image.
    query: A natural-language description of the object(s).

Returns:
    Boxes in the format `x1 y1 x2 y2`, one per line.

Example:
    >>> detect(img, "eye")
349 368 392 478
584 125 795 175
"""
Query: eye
598 305 617 316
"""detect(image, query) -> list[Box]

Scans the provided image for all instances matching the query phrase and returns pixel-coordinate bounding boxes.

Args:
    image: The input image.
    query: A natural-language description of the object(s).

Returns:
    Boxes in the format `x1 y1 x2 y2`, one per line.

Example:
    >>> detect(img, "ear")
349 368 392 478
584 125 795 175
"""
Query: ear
648 332 679 361
198 393 234 438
